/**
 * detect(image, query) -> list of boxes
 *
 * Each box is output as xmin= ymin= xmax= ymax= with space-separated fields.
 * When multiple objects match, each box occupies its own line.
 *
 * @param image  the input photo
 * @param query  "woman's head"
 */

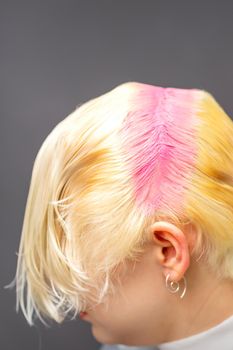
xmin=10 ymin=82 xmax=233 ymax=340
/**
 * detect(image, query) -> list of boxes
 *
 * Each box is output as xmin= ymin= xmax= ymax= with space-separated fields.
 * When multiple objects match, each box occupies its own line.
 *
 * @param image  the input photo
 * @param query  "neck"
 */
xmin=166 ymin=260 xmax=233 ymax=342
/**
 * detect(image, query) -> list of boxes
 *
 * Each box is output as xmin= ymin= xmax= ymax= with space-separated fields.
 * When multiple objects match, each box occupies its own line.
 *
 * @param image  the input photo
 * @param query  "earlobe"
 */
xmin=149 ymin=221 xmax=190 ymax=283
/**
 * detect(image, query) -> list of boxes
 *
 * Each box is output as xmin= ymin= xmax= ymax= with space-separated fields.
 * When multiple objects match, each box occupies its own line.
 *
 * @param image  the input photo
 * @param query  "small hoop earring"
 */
xmin=165 ymin=274 xmax=187 ymax=298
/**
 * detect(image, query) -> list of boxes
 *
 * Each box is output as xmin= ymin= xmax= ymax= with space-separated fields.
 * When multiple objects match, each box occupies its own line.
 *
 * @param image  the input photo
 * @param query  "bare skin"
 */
xmin=81 ymin=221 xmax=233 ymax=347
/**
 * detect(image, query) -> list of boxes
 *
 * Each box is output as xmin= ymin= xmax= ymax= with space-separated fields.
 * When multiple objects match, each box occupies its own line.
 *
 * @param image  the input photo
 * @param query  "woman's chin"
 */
xmin=91 ymin=325 xmax=119 ymax=345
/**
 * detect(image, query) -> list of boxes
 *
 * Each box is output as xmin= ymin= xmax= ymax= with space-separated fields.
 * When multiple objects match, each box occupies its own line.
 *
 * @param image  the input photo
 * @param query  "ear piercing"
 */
xmin=165 ymin=274 xmax=187 ymax=298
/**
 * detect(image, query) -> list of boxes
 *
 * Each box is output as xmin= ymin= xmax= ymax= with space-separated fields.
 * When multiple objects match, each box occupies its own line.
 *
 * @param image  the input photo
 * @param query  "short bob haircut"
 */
xmin=9 ymin=82 xmax=233 ymax=327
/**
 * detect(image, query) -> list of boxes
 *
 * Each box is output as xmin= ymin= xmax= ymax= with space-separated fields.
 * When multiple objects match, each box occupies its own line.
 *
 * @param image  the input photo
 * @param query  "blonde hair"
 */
xmin=7 ymin=82 xmax=233 ymax=327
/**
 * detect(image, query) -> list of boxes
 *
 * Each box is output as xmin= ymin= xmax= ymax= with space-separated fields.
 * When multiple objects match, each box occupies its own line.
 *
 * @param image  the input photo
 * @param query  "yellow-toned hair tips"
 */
xmin=185 ymin=90 xmax=233 ymax=280
xmin=10 ymin=84 xmax=150 ymax=326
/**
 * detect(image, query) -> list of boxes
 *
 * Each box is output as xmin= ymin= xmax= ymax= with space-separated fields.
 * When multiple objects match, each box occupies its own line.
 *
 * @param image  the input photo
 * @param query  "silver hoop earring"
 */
xmin=165 ymin=274 xmax=187 ymax=298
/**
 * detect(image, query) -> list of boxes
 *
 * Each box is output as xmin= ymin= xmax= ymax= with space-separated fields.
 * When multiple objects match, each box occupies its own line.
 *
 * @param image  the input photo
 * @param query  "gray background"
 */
xmin=1 ymin=1 xmax=233 ymax=349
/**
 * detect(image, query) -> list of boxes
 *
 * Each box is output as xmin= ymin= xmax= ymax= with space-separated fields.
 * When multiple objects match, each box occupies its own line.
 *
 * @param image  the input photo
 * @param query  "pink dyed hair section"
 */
xmin=118 ymin=83 xmax=201 ymax=216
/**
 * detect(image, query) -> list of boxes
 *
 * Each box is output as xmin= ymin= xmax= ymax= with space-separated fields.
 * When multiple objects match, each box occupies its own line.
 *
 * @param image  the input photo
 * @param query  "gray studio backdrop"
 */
xmin=1 ymin=1 xmax=233 ymax=350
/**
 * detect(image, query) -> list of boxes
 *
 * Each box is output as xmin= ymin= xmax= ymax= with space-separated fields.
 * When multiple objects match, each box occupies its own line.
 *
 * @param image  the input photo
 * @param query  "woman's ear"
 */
xmin=149 ymin=221 xmax=191 ymax=282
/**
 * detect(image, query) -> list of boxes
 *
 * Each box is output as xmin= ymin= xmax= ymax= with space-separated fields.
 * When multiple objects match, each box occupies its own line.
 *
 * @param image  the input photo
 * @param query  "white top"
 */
xmin=99 ymin=314 xmax=233 ymax=350
xmin=157 ymin=314 xmax=233 ymax=350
